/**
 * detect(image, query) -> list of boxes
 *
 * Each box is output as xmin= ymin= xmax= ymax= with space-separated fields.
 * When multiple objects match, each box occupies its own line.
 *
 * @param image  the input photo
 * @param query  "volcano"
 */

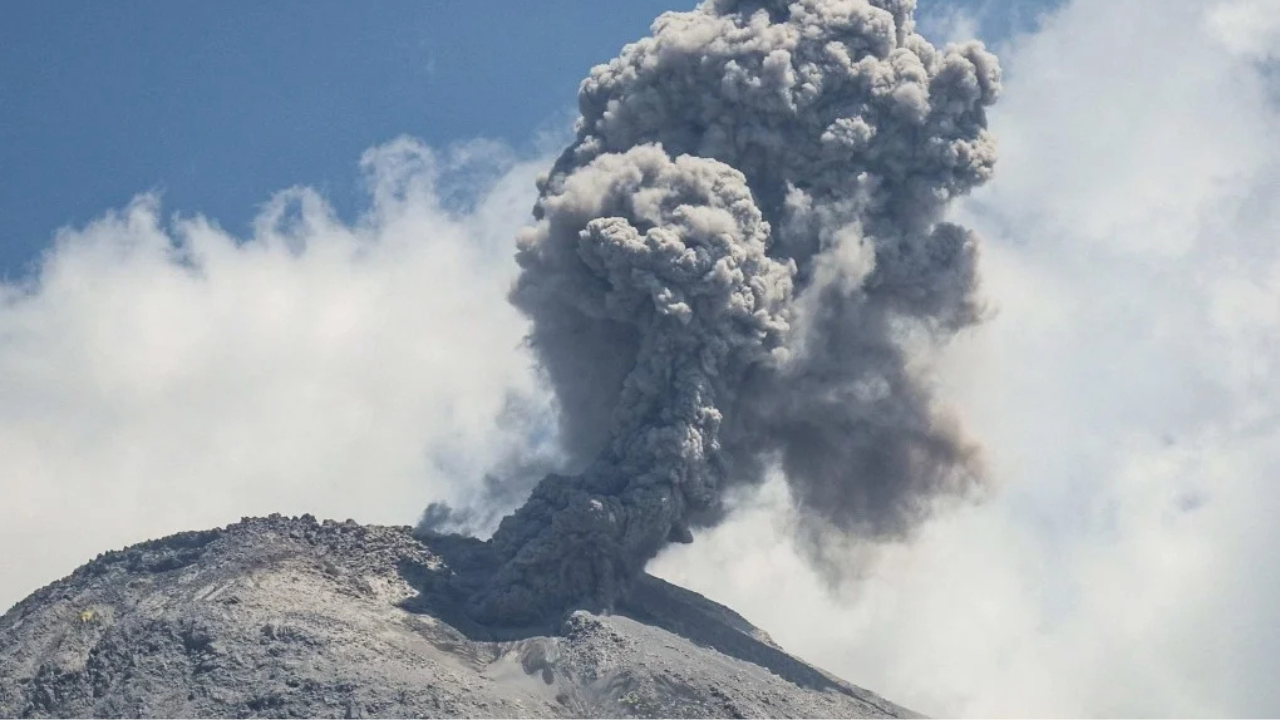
xmin=0 ymin=515 xmax=915 ymax=719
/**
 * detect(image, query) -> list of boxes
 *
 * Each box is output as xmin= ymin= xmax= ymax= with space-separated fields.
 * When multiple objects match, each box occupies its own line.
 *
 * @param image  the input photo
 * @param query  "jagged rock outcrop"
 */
xmin=0 ymin=515 xmax=914 ymax=718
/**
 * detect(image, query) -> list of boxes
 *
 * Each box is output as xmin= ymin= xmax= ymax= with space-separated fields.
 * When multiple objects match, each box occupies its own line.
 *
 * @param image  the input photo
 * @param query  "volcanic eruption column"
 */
xmin=442 ymin=0 xmax=1000 ymax=624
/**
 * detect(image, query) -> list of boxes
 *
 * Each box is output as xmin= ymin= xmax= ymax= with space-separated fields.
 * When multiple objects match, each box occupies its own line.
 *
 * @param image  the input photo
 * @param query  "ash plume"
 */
xmin=425 ymin=0 xmax=1001 ymax=625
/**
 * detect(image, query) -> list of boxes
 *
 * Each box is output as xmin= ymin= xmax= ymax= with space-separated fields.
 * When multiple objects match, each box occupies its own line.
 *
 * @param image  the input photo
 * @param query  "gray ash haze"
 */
xmin=422 ymin=0 xmax=1002 ymax=624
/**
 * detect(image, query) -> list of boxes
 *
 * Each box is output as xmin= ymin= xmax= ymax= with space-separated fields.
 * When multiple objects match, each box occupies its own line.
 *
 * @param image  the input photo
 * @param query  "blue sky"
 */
xmin=0 ymin=1 xmax=687 ymax=276
xmin=0 ymin=0 xmax=1057 ymax=280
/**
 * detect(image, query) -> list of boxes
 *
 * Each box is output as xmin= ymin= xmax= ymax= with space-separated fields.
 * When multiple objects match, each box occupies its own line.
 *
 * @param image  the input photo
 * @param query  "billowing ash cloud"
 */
xmin=429 ymin=0 xmax=1002 ymax=625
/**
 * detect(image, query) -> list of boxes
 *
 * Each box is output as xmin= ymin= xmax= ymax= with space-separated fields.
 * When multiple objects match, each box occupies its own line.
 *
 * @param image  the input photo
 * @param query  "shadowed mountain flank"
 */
xmin=0 ymin=516 xmax=915 ymax=719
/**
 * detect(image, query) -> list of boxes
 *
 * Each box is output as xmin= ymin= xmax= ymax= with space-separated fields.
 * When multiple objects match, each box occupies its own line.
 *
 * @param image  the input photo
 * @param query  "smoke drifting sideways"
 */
xmin=420 ymin=0 xmax=1001 ymax=626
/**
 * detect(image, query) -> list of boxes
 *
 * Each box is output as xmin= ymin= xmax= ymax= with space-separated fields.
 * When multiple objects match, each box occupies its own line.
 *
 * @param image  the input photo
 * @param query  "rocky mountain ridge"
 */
xmin=0 ymin=515 xmax=914 ymax=718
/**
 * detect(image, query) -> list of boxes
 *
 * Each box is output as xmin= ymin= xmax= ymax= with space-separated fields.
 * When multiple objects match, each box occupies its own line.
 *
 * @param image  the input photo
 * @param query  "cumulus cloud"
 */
xmin=1207 ymin=0 xmax=1280 ymax=60
xmin=0 ymin=137 xmax=556 ymax=614
xmin=652 ymin=0 xmax=1280 ymax=715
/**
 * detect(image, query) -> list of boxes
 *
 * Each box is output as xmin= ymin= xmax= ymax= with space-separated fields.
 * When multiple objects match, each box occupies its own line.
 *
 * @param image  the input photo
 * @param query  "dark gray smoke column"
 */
xmin=467 ymin=0 xmax=1001 ymax=624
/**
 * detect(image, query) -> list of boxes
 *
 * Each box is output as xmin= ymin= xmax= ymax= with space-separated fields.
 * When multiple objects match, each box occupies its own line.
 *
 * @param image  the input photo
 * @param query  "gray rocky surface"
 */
xmin=0 ymin=515 xmax=914 ymax=718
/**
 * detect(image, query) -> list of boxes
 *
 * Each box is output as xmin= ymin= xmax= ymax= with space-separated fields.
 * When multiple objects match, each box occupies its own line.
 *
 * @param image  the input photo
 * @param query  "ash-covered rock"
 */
xmin=0 ymin=516 xmax=914 ymax=718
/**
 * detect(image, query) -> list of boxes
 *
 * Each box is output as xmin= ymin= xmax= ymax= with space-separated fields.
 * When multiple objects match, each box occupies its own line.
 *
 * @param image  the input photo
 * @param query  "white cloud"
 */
xmin=1208 ymin=0 xmax=1280 ymax=60
xmin=0 ymin=137 xmax=555 ymax=613
xmin=653 ymin=0 xmax=1280 ymax=715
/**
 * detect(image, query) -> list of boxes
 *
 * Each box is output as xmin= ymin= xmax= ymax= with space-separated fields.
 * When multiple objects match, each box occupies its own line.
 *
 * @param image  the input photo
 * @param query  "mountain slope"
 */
xmin=0 ymin=515 xmax=913 ymax=719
